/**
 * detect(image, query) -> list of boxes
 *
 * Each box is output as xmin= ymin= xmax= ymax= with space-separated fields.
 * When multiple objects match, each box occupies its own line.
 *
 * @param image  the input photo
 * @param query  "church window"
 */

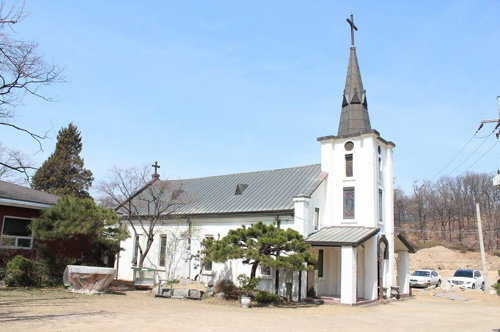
xmin=261 ymin=265 xmax=271 ymax=276
xmin=344 ymin=141 xmax=354 ymax=151
xmin=313 ymin=208 xmax=320 ymax=230
xmin=343 ymin=187 xmax=355 ymax=219
xmin=345 ymin=154 xmax=353 ymax=177
xmin=316 ymin=249 xmax=324 ymax=277
xmin=378 ymin=189 xmax=383 ymax=222
xmin=344 ymin=187 xmax=354 ymax=219
xmin=159 ymin=235 xmax=167 ymax=267
xmin=203 ymin=235 xmax=214 ymax=272
xmin=132 ymin=234 xmax=140 ymax=266
xmin=378 ymin=147 xmax=383 ymax=181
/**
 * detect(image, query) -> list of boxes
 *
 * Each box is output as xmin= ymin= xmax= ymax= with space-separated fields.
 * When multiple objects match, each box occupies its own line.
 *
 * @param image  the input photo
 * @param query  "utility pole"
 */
xmin=477 ymin=96 xmax=500 ymax=138
xmin=475 ymin=203 xmax=490 ymax=292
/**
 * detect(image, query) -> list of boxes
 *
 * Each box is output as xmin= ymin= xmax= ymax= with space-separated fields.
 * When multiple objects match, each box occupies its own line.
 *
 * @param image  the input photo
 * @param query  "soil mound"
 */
xmin=410 ymin=246 xmax=500 ymax=271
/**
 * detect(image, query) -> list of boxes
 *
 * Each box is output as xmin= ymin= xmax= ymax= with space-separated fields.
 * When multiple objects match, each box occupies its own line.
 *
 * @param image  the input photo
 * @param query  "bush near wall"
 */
xmin=255 ymin=291 xmax=278 ymax=304
xmin=214 ymin=279 xmax=239 ymax=299
xmin=493 ymin=270 xmax=500 ymax=296
xmin=4 ymin=255 xmax=52 ymax=287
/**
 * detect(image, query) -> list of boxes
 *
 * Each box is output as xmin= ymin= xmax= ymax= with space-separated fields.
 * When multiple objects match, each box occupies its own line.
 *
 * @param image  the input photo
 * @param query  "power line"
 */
xmin=445 ymin=131 xmax=494 ymax=177
xmin=430 ymin=132 xmax=476 ymax=181
xmin=460 ymin=139 xmax=500 ymax=175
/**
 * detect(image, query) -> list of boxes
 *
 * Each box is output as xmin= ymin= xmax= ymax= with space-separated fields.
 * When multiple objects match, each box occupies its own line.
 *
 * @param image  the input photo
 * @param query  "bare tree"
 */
xmin=0 ymin=142 xmax=33 ymax=183
xmin=0 ymin=1 xmax=63 ymax=180
xmin=96 ymin=166 xmax=189 ymax=268
xmin=397 ymin=172 xmax=499 ymax=253
xmin=161 ymin=225 xmax=200 ymax=280
xmin=412 ymin=181 xmax=431 ymax=240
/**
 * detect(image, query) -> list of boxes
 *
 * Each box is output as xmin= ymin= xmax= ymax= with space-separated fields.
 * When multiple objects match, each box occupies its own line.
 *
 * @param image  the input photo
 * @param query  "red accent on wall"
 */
xmin=0 ymin=205 xmax=43 ymax=264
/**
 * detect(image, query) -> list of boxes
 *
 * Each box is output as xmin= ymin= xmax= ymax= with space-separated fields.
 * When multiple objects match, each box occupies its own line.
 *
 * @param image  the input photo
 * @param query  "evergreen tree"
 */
xmin=32 ymin=123 xmax=93 ymax=197
xmin=203 ymin=222 xmax=317 ymax=279
xmin=30 ymin=196 xmax=129 ymax=270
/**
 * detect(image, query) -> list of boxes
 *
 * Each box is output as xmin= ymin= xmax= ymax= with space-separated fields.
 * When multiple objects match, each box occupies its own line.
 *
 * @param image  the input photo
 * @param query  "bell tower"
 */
xmin=317 ymin=14 xmax=395 ymax=235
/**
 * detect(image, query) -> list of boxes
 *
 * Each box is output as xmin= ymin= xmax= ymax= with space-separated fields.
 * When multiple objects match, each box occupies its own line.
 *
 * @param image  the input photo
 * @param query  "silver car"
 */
xmin=410 ymin=269 xmax=442 ymax=288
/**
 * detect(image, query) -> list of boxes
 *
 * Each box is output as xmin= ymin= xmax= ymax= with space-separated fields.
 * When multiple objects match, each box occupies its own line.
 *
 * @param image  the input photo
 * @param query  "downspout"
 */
xmin=115 ymin=217 xmax=123 ymax=279
xmin=298 ymin=270 xmax=302 ymax=302
xmin=187 ymin=218 xmax=192 ymax=279
xmin=275 ymin=215 xmax=280 ymax=295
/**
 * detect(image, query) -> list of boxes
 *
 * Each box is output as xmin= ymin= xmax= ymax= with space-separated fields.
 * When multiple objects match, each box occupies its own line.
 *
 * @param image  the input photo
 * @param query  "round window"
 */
xmin=344 ymin=141 xmax=354 ymax=151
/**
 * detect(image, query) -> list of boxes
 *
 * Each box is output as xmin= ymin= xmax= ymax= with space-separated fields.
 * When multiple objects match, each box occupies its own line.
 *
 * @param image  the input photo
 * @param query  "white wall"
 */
xmin=319 ymin=133 xmax=394 ymax=230
xmin=115 ymin=214 xmax=308 ymax=298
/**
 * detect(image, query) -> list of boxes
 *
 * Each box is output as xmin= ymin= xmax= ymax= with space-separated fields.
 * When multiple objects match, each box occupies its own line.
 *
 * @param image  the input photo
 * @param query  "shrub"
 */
xmin=494 ymin=270 xmax=500 ymax=296
xmin=255 ymin=291 xmax=278 ymax=304
xmin=214 ymin=279 xmax=239 ymax=299
xmin=4 ymin=255 xmax=51 ymax=287
xmin=237 ymin=274 xmax=261 ymax=296
xmin=0 ymin=266 xmax=6 ymax=280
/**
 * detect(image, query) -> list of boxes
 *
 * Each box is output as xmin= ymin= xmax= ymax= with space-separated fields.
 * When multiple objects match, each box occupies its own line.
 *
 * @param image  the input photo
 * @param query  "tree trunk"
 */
xmin=250 ymin=262 xmax=259 ymax=279
xmin=138 ymin=235 xmax=154 ymax=268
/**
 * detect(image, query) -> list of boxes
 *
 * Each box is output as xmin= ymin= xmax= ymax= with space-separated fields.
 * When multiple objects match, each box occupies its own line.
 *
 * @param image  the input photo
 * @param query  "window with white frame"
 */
xmin=316 ymin=249 xmax=324 ymax=277
xmin=132 ymin=234 xmax=140 ymax=266
xmin=260 ymin=265 xmax=271 ymax=276
xmin=378 ymin=189 xmax=383 ymax=222
xmin=1 ymin=217 xmax=33 ymax=249
xmin=203 ymin=235 xmax=214 ymax=272
xmin=159 ymin=234 xmax=167 ymax=267
xmin=378 ymin=146 xmax=383 ymax=181
xmin=313 ymin=208 xmax=320 ymax=230
xmin=345 ymin=154 xmax=353 ymax=177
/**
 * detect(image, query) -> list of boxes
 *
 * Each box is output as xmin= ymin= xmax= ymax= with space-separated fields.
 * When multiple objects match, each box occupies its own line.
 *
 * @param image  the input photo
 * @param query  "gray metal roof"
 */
xmin=306 ymin=226 xmax=379 ymax=247
xmin=0 ymin=180 xmax=59 ymax=206
xmin=125 ymin=164 xmax=324 ymax=216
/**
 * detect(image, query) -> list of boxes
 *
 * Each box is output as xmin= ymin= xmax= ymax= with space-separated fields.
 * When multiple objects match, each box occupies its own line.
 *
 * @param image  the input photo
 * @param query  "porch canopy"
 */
xmin=305 ymin=226 xmax=379 ymax=247
xmin=394 ymin=233 xmax=415 ymax=253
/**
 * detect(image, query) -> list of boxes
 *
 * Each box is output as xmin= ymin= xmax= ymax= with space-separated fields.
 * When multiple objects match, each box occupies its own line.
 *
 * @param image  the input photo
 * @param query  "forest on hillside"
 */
xmin=395 ymin=172 xmax=499 ymax=254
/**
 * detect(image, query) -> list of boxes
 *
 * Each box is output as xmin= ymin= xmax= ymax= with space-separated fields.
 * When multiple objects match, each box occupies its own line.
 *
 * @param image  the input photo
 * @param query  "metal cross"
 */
xmin=152 ymin=161 xmax=160 ymax=174
xmin=346 ymin=14 xmax=358 ymax=46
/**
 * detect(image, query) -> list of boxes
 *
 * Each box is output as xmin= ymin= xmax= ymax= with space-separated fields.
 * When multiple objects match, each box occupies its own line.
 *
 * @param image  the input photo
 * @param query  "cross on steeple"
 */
xmin=346 ymin=13 xmax=358 ymax=46
xmin=152 ymin=161 xmax=160 ymax=174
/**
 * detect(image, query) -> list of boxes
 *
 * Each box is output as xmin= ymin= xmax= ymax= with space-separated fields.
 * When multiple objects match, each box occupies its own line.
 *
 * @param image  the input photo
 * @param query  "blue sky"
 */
xmin=3 ymin=0 xmax=500 ymax=194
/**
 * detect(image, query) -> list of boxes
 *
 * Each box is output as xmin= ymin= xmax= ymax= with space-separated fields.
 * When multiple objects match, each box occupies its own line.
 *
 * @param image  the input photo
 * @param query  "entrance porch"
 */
xmin=304 ymin=228 xmax=415 ymax=304
xmin=305 ymin=226 xmax=379 ymax=305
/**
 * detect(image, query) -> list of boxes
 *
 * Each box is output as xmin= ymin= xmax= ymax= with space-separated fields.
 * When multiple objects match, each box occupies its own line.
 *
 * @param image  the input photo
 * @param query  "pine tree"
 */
xmin=32 ymin=123 xmax=94 ymax=197
xmin=203 ymin=222 xmax=317 ymax=279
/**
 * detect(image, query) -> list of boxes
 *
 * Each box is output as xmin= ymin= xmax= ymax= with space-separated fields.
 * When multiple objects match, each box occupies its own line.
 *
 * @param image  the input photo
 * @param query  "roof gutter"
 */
xmin=120 ymin=209 xmax=295 ymax=221
xmin=0 ymin=197 xmax=54 ymax=210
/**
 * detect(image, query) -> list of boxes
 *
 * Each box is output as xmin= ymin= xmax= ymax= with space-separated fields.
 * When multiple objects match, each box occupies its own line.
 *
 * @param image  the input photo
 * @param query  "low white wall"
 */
xmin=115 ymin=214 xmax=308 ymax=300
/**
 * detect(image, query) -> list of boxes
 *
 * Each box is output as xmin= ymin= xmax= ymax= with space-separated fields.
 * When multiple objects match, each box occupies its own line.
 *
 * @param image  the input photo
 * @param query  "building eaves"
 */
xmin=305 ymin=226 xmax=379 ymax=247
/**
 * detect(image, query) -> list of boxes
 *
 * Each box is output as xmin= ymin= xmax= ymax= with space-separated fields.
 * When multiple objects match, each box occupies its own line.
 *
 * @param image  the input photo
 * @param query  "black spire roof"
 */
xmin=337 ymin=22 xmax=372 ymax=137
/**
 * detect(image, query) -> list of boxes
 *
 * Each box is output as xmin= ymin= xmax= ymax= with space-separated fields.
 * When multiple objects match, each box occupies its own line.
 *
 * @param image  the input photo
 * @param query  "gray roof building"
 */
xmin=0 ymin=180 xmax=59 ymax=209
xmin=124 ymin=164 xmax=325 ymax=217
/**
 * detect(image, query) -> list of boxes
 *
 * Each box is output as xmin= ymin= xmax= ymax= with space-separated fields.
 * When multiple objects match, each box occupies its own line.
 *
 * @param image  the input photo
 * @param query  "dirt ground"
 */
xmin=0 ymin=285 xmax=499 ymax=332
xmin=1 ymin=246 xmax=498 ymax=332
xmin=410 ymin=246 xmax=500 ymax=272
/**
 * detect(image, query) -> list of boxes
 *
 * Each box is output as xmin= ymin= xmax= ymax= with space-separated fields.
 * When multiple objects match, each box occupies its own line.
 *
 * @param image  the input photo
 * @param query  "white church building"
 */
xmin=115 ymin=16 xmax=414 ymax=305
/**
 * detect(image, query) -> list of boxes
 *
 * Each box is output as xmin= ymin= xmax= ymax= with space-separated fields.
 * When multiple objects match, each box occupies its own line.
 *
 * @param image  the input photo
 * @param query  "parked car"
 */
xmin=410 ymin=269 xmax=441 ymax=288
xmin=447 ymin=269 xmax=485 ymax=290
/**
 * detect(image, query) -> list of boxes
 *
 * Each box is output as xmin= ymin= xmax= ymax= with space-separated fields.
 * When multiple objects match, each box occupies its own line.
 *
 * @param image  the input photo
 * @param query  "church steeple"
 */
xmin=337 ymin=14 xmax=371 ymax=137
